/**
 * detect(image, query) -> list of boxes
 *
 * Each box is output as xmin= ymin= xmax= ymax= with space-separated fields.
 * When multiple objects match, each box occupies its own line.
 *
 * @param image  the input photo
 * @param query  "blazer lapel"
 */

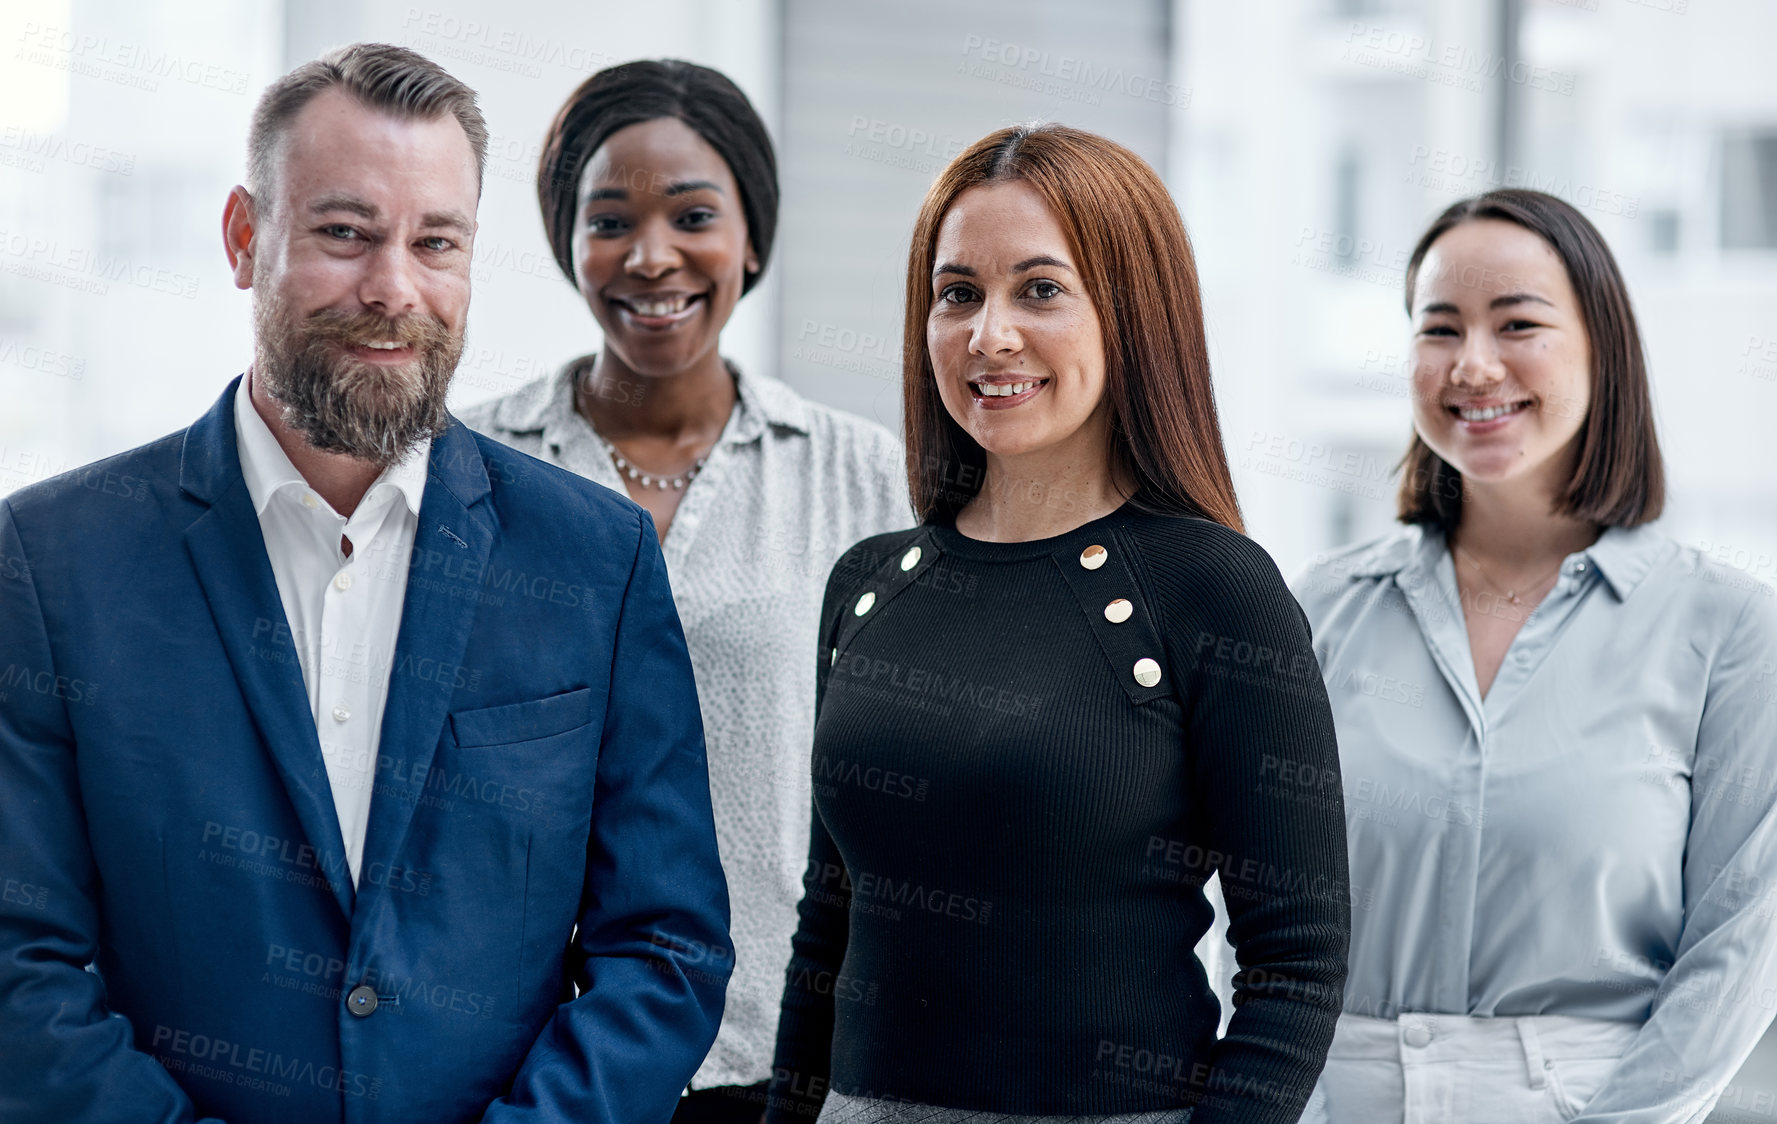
xmin=358 ymin=420 xmax=494 ymax=887
xmin=180 ymin=378 xmax=355 ymax=918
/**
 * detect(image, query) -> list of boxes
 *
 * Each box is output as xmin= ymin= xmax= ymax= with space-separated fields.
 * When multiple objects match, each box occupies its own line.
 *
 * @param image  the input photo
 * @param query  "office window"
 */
xmin=1722 ymin=129 xmax=1777 ymax=250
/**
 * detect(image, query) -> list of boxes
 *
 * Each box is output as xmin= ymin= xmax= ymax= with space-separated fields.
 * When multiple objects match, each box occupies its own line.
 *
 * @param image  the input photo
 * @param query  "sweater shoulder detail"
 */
xmin=825 ymin=526 xmax=944 ymax=659
xmin=1051 ymin=524 xmax=1177 ymax=706
xmin=819 ymin=527 xmax=933 ymax=647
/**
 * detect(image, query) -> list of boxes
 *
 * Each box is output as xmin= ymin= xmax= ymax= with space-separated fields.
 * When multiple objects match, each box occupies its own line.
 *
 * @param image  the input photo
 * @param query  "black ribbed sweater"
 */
xmin=768 ymin=505 xmax=1349 ymax=1124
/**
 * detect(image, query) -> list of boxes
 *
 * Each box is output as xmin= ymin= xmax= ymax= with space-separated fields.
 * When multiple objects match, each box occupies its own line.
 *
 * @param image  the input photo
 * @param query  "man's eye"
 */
xmin=419 ymin=237 xmax=455 ymax=252
xmin=322 ymin=225 xmax=361 ymax=241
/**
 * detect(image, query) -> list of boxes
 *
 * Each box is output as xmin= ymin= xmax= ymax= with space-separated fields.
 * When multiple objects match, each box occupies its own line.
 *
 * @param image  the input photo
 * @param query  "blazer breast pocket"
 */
xmin=449 ymin=687 xmax=595 ymax=749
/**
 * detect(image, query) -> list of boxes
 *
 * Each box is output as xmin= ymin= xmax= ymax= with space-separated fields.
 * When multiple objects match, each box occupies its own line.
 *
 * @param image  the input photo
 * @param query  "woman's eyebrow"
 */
xmin=933 ymin=256 xmax=1076 ymax=279
xmin=662 ymin=179 xmax=722 ymax=196
xmin=1490 ymin=292 xmax=1554 ymax=309
xmin=584 ymin=179 xmax=724 ymax=204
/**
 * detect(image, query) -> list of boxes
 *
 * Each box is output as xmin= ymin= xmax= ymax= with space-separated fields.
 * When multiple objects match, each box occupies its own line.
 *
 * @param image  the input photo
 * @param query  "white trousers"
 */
xmin=1307 ymin=1012 xmax=1641 ymax=1124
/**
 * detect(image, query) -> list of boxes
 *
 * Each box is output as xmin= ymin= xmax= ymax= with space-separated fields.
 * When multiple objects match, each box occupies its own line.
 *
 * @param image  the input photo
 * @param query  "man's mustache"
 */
xmin=299 ymin=308 xmax=456 ymax=352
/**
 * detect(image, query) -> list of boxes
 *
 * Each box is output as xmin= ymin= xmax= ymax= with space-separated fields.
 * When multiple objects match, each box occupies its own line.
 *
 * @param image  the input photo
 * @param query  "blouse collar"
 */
xmin=477 ymin=356 xmax=812 ymax=445
xmin=1344 ymin=520 xmax=1668 ymax=602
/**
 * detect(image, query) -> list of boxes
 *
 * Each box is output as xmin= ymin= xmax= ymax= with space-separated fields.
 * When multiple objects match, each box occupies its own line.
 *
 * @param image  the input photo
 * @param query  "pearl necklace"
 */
xmin=606 ymin=446 xmax=709 ymax=490
xmin=573 ymin=357 xmax=713 ymax=490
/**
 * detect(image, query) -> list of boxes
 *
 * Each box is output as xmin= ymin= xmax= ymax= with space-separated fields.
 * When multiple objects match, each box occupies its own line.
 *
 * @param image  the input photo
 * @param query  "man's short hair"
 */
xmin=246 ymin=43 xmax=489 ymax=207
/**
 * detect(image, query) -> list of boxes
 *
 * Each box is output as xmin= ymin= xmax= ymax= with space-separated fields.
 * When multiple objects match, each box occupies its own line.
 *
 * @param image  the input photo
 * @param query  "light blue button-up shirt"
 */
xmin=1293 ymin=522 xmax=1777 ymax=1122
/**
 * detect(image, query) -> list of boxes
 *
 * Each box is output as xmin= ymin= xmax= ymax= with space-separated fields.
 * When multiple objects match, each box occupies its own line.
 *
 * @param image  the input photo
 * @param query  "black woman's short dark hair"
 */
xmin=536 ymin=59 xmax=778 ymax=294
xmin=1397 ymin=189 xmax=1665 ymax=530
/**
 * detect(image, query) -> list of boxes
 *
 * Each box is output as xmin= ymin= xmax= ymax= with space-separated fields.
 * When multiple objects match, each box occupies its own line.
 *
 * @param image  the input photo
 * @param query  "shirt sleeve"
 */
xmin=837 ymin=418 xmax=914 ymax=543
xmin=1570 ymin=589 xmax=1777 ymax=1124
xmin=1149 ymin=524 xmax=1351 ymax=1124
xmin=867 ymin=431 xmax=914 ymax=537
xmin=767 ymin=542 xmax=882 ymax=1124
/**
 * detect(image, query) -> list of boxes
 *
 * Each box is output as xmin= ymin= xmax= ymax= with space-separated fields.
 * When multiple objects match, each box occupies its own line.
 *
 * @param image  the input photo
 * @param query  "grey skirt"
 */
xmin=816 ymin=1090 xmax=1193 ymax=1124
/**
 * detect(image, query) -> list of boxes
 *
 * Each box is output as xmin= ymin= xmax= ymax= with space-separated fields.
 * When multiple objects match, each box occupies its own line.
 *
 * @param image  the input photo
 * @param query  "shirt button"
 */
xmin=1513 ymin=650 xmax=1533 ymax=665
xmin=345 ymin=985 xmax=379 ymax=1017
xmin=854 ymin=591 xmax=876 ymax=616
xmin=900 ymin=546 xmax=922 ymax=571
xmin=1403 ymin=1022 xmax=1433 ymax=1048
xmin=1133 ymin=658 xmax=1162 ymax=688
xmin=334 ymin=572 xmax=353 ymax=591
xmin=331 ymin=703 xmax=351 ymax=723
xmin=301 ymin=493 xmax=319 ymax=510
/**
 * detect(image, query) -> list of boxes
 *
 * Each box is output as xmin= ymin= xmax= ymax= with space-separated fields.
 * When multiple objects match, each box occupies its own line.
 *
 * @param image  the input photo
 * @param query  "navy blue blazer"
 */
xmin=0 ymin=378 xmax=731 ymax=1122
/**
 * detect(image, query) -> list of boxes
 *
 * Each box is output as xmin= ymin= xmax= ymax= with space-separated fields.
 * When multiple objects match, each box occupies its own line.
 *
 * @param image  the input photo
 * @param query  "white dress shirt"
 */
xmin=233 ymin=375 xmax=430 ymax=886
xmin=1293 ymin=522 xmax=1777 ymax=1122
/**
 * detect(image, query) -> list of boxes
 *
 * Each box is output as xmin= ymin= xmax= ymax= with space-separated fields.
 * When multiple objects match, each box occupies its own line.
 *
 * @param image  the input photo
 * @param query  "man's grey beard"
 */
xmin=252 ymin=288 xmax=462 ymax=469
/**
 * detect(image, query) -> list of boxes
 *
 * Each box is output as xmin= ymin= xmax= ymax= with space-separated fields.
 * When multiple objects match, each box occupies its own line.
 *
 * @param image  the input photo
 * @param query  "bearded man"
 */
xmin=0 ymin=44 xmax=730 ymax=1124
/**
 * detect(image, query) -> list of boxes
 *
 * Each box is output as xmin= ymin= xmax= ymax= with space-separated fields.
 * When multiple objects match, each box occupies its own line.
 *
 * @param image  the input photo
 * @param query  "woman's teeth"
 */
xmin=975 ymin=380 xmax=1043 ymax=397
xmin=1455 ymin=402 xmax=1528 ymax=421
xmin=624 ymin=295 xmax=697 ymax=317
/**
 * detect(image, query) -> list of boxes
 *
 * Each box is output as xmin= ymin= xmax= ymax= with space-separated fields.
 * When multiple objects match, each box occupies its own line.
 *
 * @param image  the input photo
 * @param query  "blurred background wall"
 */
xmin=3 ymin=0 xmax=1775 ymax=1110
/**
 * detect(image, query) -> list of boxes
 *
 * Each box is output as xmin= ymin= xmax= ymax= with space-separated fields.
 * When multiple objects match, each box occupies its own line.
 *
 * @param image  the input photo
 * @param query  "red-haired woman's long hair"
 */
xmin=903 ymin=123 xmax=1242 ymax=532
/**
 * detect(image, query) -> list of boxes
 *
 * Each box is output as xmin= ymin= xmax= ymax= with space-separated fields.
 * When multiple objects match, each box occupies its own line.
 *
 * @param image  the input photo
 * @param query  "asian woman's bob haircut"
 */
xmin=1397 ymin=189 xmax=1664 ymax=530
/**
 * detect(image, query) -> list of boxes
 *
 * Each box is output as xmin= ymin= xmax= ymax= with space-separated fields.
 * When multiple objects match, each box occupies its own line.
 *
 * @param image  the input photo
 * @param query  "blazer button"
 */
xmin=1104 ymin=598 xmax=1133 ymax=624
xmin=346 ymin=985 xmax=379 ymax=1017
xmin=900 ymin=546 xmax=922 ymax=571
xmin=1133 ymin=658 xmax=1162 ymax=688
xmin=854 ymin=591 xmax=876 ymax=616
xmin=1079 ymin=544 xmax=1108 ymax=570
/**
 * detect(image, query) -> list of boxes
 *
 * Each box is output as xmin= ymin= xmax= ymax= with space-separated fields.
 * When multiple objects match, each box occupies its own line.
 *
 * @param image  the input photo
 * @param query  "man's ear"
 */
xmin=222 ymin=186 xmax=258 ymax=290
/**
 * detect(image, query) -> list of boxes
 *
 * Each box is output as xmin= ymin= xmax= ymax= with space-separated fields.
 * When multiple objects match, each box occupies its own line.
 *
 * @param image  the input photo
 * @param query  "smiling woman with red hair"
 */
xmin=769 ymin=123 xmax=1350 ymax=1124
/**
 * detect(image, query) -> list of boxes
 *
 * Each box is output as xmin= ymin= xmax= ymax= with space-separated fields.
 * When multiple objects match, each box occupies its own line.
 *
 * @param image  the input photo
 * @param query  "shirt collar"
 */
xmin=233 ymin=372 xmax=430 ymax=519
xmin=1344 ymin=519 xmax=1665 ymax=600
xmin=731 ymin=362 xmax=812 ymax=439
xmin=234 ymin=373 xmax=308 ymax=516
xmin=372 ymin=436 xmax=431 ymax=518
xmin=1340 ymin=523 xmax=1429 ymax=580
xmin=1581 ymin=523 xmax=1668 ymax=600
xmin=483 ymin=356 xmax=812 ymax=443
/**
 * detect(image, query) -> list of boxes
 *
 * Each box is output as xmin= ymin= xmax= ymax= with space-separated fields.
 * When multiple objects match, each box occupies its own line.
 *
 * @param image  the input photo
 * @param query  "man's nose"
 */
xmin=358 ymin=244 xmax=422 ymax=316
